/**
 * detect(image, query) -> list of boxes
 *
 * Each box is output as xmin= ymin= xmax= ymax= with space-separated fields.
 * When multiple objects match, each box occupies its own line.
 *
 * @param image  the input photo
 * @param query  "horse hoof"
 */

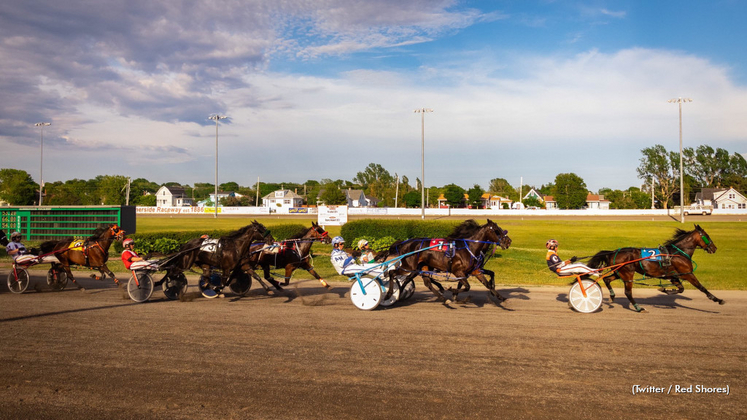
xmin=444 ymin=299 xmax=452 ymax=305
xmin=718 ymin=300 xmax=726 ymax=305
xmin=79 ymin=287 xmax=86 ymax=292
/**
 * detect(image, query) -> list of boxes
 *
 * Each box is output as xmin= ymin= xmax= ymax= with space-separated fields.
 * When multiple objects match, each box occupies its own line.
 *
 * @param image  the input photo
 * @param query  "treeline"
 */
xmin=1 ymin=144 xmax=743 ymax=209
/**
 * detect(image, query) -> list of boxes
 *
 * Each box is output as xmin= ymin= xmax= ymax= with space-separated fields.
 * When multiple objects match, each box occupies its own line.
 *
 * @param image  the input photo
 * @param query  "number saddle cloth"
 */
xmin=640 ymin=247 xmax=672 ymax=267
xmin=429 ymin=239 xmax=456 ymax=258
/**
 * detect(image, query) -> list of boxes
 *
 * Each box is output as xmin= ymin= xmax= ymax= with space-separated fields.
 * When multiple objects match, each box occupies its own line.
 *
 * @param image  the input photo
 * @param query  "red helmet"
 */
xmin=123 ymin=238 xmax=134 ymax=248
xmin=546 ymin=239 xmax=558 ymax=250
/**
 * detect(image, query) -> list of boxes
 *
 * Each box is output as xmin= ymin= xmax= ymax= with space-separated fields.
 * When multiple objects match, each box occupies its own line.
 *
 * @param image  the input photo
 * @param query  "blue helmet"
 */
xmin=332 ymin=236 xmax=345 ymax=246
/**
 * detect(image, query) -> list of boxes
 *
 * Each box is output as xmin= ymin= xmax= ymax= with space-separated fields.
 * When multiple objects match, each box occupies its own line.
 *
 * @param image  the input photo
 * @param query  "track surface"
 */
xmin=1 ymin=271 xmax=745 ymax=419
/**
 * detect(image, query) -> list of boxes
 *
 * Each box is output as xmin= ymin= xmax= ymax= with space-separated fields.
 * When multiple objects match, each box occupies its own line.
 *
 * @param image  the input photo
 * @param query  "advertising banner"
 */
xmin=318 ymin=205 xmax=348 ymax=226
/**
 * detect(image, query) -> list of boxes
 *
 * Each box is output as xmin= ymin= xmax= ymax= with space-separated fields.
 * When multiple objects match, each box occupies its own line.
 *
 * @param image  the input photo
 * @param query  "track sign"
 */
xmin=318 ymin=205 xmax=348 ymax=227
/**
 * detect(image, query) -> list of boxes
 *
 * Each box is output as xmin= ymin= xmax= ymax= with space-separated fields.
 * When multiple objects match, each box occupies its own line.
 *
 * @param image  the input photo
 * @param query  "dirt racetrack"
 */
xmin=1 ymin=271 xmax=745 ymax=419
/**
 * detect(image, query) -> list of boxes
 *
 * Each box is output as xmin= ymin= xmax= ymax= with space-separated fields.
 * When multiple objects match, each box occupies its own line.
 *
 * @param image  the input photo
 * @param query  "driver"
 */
xmin=357 ymin=239 xmax=375 ymax=264
xmin=121 ymin=238 xmax=144 ymax=270
xmin=546 ymin=239 xmax=599 ymax=278
xmin=331 ymin=236 xmax=395 ymax=279
xmin=5 ymin=232 xmax=27 ymax=261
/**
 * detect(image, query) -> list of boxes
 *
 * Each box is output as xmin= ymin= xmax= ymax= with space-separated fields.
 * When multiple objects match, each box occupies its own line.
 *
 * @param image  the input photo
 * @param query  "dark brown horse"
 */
xmin=380 ymin=219 xmax=511 ymax=304
xmin=587 ymin=225 xmax=723 ymax=312
xmin=41 ymin=224 xmax=125 ymax=290
xmin=245 ymin=222 xmax=332 ymax=289
xmin=177 ymin=221 xmax=271 ymax=296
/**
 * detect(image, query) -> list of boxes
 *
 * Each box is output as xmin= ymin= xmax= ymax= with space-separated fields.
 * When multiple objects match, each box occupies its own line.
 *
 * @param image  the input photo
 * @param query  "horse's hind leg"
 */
xmin=421 ymin=273 xmax=451 ymax=305
xmin=681 ymin=274 xmax=725 ymax=305
xmin=602 ymin=275 xmax=616 ymax=301
xmin=622 ymin=279 xmax=644 ymax=312
xmin=659 ymin=277 xmax=685 ymax=295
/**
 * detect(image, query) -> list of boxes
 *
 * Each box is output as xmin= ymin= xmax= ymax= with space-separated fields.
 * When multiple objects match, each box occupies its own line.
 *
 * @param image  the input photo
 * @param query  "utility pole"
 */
xmin=414 ymin=108 xmax=433 ymax=219
xmin=668 ymin=97 xmax=692 ymax=223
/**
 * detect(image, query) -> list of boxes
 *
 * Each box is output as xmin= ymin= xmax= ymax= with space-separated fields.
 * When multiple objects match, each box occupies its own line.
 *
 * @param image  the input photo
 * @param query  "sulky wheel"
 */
xmin=228 ymin=271 xmax=252 ymax=296
xmin=162 ymin=272 xmax=189 ymax=300
xmin=198 ymin=273 xmax=223 ymax=299
xmin=568 ymin=279 xmax=603 ymax=313
xmin=349 ymin=277 xmax=382 ymax=310
xmin=46 ymin=266 xmax=68 ymax=291
xmin=7 ymin=268 xmax=30 ymax=294
xmin=379 ymin=278 xmax=400 ymax=307
xmin=127 ymin=272 xmax=154 ymax=303
xmin=396 ymin=275 xmax=415 ymax=301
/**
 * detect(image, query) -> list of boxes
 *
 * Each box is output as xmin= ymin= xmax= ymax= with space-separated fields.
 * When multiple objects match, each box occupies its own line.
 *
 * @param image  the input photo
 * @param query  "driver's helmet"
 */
xmin=10 ymin=231 xmax=21 ymax=241
xmin=357 ymin=239 xmax=369 ymax=249
xmin=546 ymin=239 xmax=558 ymax=250
xmin=123 ymin=238 xmax=135 ymax=248
xmin=331 ymin=236 xmax=345 ymax=246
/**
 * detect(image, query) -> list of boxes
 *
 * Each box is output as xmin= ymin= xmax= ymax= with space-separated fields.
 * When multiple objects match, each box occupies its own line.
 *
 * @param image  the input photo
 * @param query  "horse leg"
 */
xmin=680 ymin=273 xmax=725 ymax=305
xmin=421 ymin=272 xmax=451 ymax=305
xmin=474 ymin=270 xmax=505 ymax=303
xmin=101 ymin=265 xmax=120 ymax=287
xmin=63 ymin=265 xmax=84 ymax=291
xmin=303 ymin=263 xmax=329 ymax=288
xmin=622 ymin=277 xmax=644 ymax=312
xmin=659 ymin=277 xmax=685 ymax=295
xmin=602 ymin=274 xmax=616 ymax=301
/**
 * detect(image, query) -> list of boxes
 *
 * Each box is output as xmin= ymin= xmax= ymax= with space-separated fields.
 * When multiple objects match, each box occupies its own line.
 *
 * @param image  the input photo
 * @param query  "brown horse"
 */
xmin=177 ymin=221 xmax=272 ymax=296
xmin=41 ymin=224 xmax=125 ymax=290
xmin=380 ymin=219 xmax=511 ymax=305
xmin=587 ymin=225 xmax=723 ymax=312
xmin=245 ymin=222 xmax=332 ymax=289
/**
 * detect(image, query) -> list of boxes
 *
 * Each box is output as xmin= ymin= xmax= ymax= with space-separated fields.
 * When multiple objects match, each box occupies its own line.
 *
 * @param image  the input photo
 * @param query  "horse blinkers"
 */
xmin=695 ymin=225 xmax=717 ymax=254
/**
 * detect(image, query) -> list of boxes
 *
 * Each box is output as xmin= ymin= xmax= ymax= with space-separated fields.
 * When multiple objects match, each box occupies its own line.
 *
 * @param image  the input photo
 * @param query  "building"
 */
xmin=480 ymin=193 xmax=513 ymax=209
xmin=543 ymin=196 xmax=557 ymax=210
xmin=523 ymin=188 xmax=543 ymax=202
xmin=155 ymin=185 xmax=193 ymax=207
xmin=695 ymin=187 xmax=747 ymax=210
xmin=344 ymin=189 xmax=368 ymax=207
xmin=262 ymin=190 xmax=304 ymax=211
xmin=586 ymin=194 xmax=611 ymax=210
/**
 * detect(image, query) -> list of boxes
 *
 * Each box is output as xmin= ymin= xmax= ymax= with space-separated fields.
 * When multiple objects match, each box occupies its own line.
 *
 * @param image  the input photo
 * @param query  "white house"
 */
xmin=262 ymin=190 xmax=304 ymax=211
xmin=543 ymin=196 xmax=557 ymax=210
xmin=586 ymin=194 xmax=611 ymax=210
xmin=481 ymin=193 xmax=512 ymax=209
xmin=344 ymin=189 xmax=368 ymax=207
xmin=156 ymin=185 xmax=193 ymax=207
xmin=696 ymin=187 xmax=747 ymax=210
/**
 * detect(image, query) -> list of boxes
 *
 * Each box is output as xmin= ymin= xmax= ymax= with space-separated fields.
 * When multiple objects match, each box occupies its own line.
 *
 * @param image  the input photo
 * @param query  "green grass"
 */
xmin=5 ymin=217 xmax=745 ymax=290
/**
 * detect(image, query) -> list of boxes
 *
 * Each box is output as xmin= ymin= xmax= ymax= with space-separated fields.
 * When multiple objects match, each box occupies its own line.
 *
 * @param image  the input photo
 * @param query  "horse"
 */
xmin=40 ymin=224 xmax=125 ymax=290
xmin=177 ymin=221 xmax=272 ymax=296
xmin=379 ymin=219 xmax=511 ymax=305
xmin=0 ymin=229 xmax=8 ymax=246
xmin=587 ymin=224 xmax=723 ymax=312
xmin=245 ymin=221 xmax=332 ymax=289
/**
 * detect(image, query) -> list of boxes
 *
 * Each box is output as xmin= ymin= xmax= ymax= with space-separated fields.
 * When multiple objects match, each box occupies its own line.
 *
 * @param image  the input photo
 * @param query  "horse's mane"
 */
xmin=86 ymin=226 xmax=110 ymax=241
xmin=224 ymin=221 xmax=264 ymax=241
xmin=447 ymin=219 xmax=481 ymax=239
xmin=288 ymin=227 xmax=310 ymax=240
xmin=664 ymin=228 xmax=693 ymax=246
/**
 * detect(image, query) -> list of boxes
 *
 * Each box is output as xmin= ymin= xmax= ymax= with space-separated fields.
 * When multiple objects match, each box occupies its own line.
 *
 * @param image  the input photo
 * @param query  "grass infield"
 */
xmin=4 ymin=216 xmax=744 ymax=291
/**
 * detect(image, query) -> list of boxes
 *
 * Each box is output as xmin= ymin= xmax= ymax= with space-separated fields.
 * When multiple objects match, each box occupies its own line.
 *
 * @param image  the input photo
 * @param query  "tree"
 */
xmin=403 ymin=190 xmax=421 ymax=208
xmin=319 ymin=184 xmax=347 ymax=205
xmin=0 ymin=169 xmax=37 ymax=205
xmin=637 ymin=145 xmax=679 ymax=209
xmin=488 ymin=178 xmax=517 ymax=200
xmin=466 ymin=184 xmax=484 ymax=208
xmin=442 ymin=184 xmax=466 ymax=207
xmin=220 ymin=182 xmax=240 ymax=192
xmin=354 ymin=163 xmax=395 ymax=201
xmin=522 ymin=196 xmax=543 ymax=208
xmin=96 ymin=175 xmax=129 ymax=205
xmin=553 ymin=173 xmax=587 ymax=209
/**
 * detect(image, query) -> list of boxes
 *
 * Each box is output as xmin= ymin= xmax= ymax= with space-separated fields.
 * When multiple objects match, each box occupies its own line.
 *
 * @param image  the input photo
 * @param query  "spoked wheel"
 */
xmin=127 ymin=272 xmax=154 ymax=303
xmin=198 ymin=273 xmax=223 ymax=299
xmin=47 ymin=266 xmax=68 ymax=291
xmin=7 ymin=268 xmax=30 ymax=294
xmin=379 ymin=278 xmax=400 ymax=307
xmin=396 ymin=275 xmax=415 ymax=301
xmin=162 ymin=272 xmax=189 ymax=300
xmin=568 ymin=279 xmax=603 ymax=313
xmin=228 ymin=271 xmax=252 ymax=296
xmin=349 ymin=277 xmax=382 ymax=310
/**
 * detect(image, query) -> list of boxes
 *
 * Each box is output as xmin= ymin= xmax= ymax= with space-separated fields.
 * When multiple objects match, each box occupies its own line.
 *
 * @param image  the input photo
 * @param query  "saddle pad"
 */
xmin=67 ymin=240 xmax=85 ymax=252
xmin=429 ymin=239 xmax=449 ymax=252
xmin=641 ymin=248 xmax=662 ymax=261
xmin=200 ymin=239 xmax=219 ymax=253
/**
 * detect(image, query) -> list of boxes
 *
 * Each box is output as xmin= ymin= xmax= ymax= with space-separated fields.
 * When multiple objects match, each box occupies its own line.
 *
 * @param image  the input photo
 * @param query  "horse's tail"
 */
xmin=587 ymin=250 xmax=613 ymax=269
xmin=373 ymin=239 xmax=404 ymax=262
xmin=0 ymin=229 xmax=7 ymax=246
xmin=40 ymin=238 xmax=70 ymax=254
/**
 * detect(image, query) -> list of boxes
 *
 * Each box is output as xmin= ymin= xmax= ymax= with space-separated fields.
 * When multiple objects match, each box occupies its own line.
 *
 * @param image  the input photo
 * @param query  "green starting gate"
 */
xmin=0 ymin=206 xmax=136 ymax=241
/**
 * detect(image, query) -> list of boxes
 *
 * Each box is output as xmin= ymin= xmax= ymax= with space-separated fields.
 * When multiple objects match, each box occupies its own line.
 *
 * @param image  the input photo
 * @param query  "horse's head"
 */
xmin=109 ymin=224 xmax=125 ymax=241
xmin=309 ymin=221 xmax=331 ymax=244
xmin=694 ymin=224 xmax=717 ymax=254
xmin=485 ymin=219 xmax=512 ymax=250
xmin=253 ymin=221 xmax=274 ymax=245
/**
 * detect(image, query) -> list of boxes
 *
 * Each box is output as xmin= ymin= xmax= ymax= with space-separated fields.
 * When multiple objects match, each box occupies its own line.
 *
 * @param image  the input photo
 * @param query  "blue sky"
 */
xmin=1 ymin=0 xmax=745 ymax=193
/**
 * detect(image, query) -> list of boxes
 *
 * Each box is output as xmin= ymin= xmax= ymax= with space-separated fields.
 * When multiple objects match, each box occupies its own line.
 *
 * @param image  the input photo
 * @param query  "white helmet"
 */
xmin=11 ymin=231 xmax=21 ymax=241
xmin=332 ymin=236 xmax=345 ymax=246
xmin=123 ymin=238 xmax=135 ymax=248
xmin=357 ymin=239 xmax=369 ymax=249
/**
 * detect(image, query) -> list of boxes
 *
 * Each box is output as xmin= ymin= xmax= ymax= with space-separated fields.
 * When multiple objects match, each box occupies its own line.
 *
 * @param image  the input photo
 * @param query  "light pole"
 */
xmin=667 ymin=97 xmax=692 ymax=223
xmin=34 ymin=122 xmax=51 ymax=205
xmin=414 ymin=108 xmax=433 ymax=219
xmin=208 ymin=114 xmax=227 ymax=219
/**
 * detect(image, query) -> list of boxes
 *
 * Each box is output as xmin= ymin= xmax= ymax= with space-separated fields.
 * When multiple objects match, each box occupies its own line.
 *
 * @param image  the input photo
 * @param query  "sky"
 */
xmin=1 ymin=0 xmax=746 ymax=193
